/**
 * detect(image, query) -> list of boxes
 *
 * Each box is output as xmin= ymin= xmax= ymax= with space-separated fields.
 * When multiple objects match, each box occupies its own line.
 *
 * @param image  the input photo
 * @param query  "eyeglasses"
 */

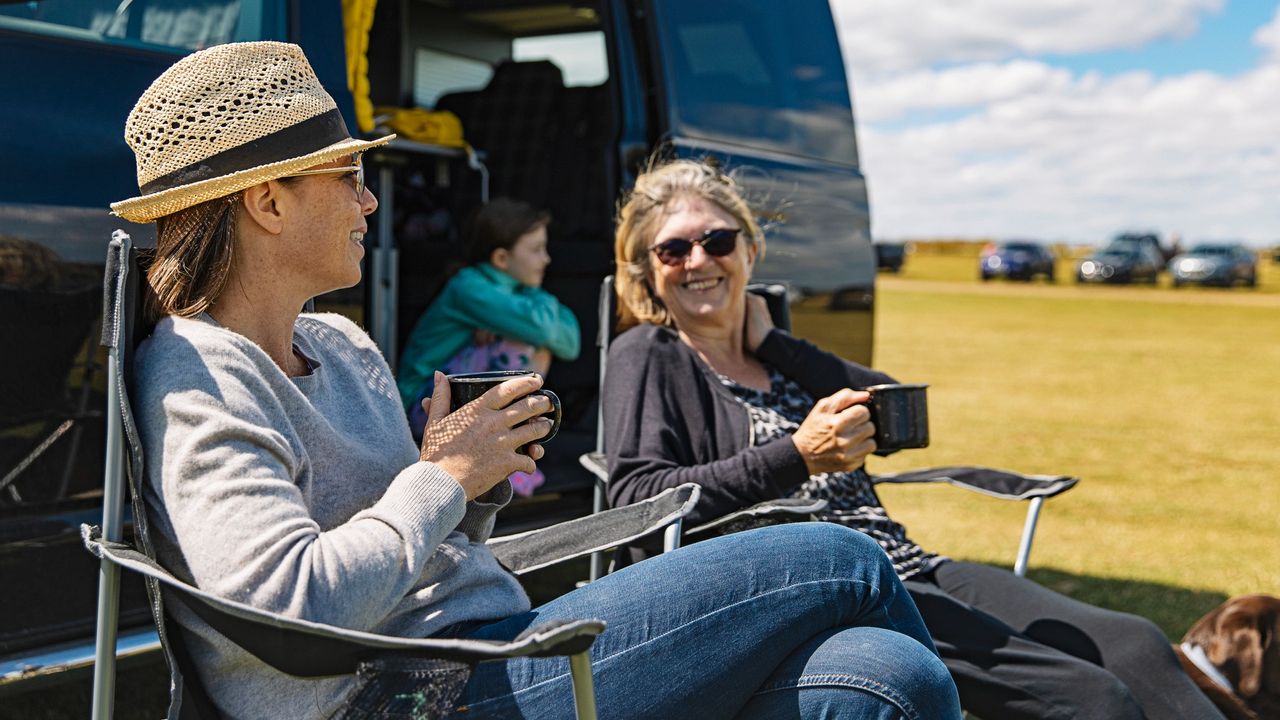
xmin=650 ymin=228 xmax=741 ymax=266
xmin=281 ymin=156 xmax=366 ymax=200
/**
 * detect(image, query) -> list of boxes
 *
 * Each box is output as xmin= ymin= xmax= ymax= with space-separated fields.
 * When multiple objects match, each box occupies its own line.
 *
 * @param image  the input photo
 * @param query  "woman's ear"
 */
xmin=240 ymin=181 xmax=285 ymax=235
xmin=490 ymin=247 xmax=510 ymax=271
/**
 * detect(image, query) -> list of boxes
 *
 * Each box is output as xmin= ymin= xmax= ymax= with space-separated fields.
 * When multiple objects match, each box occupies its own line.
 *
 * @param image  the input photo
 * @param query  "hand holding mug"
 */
xmin=862 ymin=384 xmax=929 ymax=456
xmin=418 ymin=371 xmax=560 ymax=500
xmin=793 ymin=388 xmax=877 ymax=475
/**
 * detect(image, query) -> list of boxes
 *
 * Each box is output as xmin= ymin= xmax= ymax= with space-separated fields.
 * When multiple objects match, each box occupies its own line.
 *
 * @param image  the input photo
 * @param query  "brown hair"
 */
xmin=464 ymin=197 xmax=551 ymax=266
xmin=613 ymin=158 xmax=764 ymax=330
xmin=144 ymin=193 xmax=240 ymax=324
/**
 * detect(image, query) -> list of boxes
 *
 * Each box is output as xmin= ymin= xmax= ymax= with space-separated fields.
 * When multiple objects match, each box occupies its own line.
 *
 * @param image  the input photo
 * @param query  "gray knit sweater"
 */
xmin=135 ymin=312 xmax=529 ymax=719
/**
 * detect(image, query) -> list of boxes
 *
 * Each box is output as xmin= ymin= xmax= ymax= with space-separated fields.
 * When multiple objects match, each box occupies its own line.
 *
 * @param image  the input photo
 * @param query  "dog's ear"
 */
xmin=1204 ymin=602 xmax=1272 ymax=699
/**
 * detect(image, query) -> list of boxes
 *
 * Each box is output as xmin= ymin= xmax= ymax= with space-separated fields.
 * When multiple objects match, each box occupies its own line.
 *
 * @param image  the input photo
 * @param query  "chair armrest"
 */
xmin=686 ymin=497 xmax=828 ymax=539
xmin=82 ymin=525 xmax=603 ymax=677
xmin=579 ymin=451 xmax=608 ymax=484
xmin=872 ymin=465 xmax=1078 ymax=501
xmin=487 ymin=483 xmax=700 ymax=574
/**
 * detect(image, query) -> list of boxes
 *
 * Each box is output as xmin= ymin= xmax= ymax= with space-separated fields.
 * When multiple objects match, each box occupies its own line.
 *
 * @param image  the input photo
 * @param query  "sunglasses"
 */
xmin=650 ymin=227 xmax=741 ymax=266
xmin=281 ymin=154 xmax=366 ymax=200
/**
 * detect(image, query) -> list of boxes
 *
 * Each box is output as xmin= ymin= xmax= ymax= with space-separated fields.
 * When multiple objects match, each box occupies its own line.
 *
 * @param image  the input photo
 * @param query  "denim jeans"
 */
xmin=447 ymin=523 xmax=962 ymax=719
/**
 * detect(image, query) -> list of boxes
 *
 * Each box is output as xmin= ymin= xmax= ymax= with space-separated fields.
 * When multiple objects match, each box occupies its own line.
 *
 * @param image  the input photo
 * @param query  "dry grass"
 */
xmin=823 ymin=249 xmax=1280 ymax=637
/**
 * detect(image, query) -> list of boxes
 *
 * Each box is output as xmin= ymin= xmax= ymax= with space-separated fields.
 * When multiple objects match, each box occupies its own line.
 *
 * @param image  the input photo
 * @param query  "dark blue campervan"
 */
xmin=0 ymin=0 xmax=875 ymax=705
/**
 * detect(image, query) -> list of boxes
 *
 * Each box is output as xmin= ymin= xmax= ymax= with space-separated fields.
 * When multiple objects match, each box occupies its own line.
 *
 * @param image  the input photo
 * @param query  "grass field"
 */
xmin=813 ymin=245 xmax=1279 ymax=638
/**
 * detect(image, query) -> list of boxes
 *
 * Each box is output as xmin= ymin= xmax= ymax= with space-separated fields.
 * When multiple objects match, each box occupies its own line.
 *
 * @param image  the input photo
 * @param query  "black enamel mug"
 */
xmin=446 ymin=370 xmax=561 ymax=454
xmin=864 ymin=383 xmax=929 ymax=455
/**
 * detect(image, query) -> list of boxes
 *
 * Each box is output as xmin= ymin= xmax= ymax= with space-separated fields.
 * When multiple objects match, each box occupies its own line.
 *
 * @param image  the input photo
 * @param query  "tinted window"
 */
xmin=414 ymin=48 xmax=495 ymax=107
xmin=651 ymin=0 xmax=858 ymax=166
xmin=0 ymin=0 xmax=282 ymax=52
xmin=1002 ymin=243 xmax=1040 ymax=253
xmin=1189 ymin=245 xmax=1230 ymax=255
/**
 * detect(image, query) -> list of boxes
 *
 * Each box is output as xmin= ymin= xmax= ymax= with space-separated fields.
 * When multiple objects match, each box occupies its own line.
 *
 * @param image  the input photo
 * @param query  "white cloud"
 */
xmin=857 ymin=61 xmax=1280 ymax=244
xmin=833 ymin=1 xmax=1280 ymax=245
xmin=1255 ymin=4 xmax=1280 ymax=61
xmin=831 ymin=0 xmax=1224 ymax=76
xmin=855 ymin=60 xmax=1076 ymax=122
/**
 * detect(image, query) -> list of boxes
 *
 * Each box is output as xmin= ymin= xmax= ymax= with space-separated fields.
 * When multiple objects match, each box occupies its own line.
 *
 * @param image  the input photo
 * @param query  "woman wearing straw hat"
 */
xmin=116 ymin=41 xmax=961 ymax=719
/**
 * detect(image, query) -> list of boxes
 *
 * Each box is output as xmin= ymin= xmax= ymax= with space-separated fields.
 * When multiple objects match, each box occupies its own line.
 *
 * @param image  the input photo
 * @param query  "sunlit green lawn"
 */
xmin=816 ymin=247 xmax=1279 ymax=638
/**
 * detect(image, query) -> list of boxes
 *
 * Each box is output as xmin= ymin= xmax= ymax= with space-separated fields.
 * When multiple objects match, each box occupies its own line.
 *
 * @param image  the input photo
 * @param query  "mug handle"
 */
xmin=518 ymin=389 xmax=561 ymax=455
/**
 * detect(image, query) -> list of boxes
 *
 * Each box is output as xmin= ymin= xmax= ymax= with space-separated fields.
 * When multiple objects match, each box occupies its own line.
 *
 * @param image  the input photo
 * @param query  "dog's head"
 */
xmin=1184 ymin=594 xmax=1280 ymax=717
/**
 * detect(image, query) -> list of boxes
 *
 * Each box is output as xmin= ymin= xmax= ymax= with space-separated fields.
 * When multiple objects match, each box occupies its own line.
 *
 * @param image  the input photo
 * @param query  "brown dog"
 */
xmin=1174 ymin=594 xmax=1280 ymax=720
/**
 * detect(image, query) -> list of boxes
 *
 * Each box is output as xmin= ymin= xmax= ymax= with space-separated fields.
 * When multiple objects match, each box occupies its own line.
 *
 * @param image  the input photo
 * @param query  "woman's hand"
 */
xmin=792 ymin=388 xmax=877 ymax=475
xmin=418 ymin=372 xmax=554 ymax=500
xmin=743 ymin=293 xmax=776 ymax=353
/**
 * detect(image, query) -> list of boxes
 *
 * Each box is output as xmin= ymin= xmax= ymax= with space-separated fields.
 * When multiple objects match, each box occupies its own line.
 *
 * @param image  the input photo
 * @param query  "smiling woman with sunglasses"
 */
xmin=606 ymin=158 xmax=1229 ymax=720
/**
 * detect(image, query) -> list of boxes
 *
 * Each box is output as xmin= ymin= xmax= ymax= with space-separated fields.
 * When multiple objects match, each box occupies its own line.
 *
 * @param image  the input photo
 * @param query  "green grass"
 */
xmin=825 ymin=250 xmax=1280 ymax=638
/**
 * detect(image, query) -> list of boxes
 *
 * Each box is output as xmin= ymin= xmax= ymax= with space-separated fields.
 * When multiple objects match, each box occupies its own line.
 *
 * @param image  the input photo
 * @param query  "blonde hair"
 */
xmin=613 ymin=158 xmax=764 ymax=330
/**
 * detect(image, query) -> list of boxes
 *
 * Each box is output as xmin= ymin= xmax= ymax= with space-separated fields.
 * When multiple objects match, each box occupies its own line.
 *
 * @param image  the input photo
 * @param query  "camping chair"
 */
xmin=581 ymin=275 xmax=1078 ymax=579
xmin=86 ymin=232 xmax=702 ymax=720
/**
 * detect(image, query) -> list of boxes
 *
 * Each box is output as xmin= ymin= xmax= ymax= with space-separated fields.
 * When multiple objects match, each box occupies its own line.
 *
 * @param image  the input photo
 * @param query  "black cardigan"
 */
xmin=603 ymin=324 xmax=895 ymax=532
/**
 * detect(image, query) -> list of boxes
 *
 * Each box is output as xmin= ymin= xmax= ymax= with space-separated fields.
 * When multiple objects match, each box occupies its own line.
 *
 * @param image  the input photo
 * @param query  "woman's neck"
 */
xmin=209 ymin=280 xmax=307 ymax=377
xmin=678 ymin=321 xmax=770 ymax=391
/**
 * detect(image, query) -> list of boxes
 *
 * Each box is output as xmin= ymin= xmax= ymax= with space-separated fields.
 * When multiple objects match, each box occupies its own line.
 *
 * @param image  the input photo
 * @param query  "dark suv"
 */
xmin=874 ymin=242 xmax=906 ymax=273
xmin=1076 ymin=239 xmax=1164 ymax=284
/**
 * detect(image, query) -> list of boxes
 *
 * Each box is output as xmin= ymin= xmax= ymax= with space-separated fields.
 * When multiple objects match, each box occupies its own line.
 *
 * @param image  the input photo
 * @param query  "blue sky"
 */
xmin=1042 ymin=1 xmax=1276 ymax=78
xmin=831 ymin=0 xmax=1280 ymax=246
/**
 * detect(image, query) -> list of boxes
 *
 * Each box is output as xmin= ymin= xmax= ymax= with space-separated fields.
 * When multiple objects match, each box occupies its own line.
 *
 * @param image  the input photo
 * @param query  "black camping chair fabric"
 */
xmin=583 ymin=276 xmax=1078 ymax=579
xmin=87 ymin=233 xmax=702 ymax=720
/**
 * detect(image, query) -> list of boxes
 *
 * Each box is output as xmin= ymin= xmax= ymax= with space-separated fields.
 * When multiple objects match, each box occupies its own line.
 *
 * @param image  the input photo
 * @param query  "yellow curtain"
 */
xmin=342 ymin=0 xmax=378 ymax=134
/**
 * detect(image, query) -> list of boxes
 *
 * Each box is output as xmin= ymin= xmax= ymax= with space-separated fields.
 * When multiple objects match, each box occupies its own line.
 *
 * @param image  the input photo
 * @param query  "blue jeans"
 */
xmin=449 ymin=523 xmax=961 ymax=719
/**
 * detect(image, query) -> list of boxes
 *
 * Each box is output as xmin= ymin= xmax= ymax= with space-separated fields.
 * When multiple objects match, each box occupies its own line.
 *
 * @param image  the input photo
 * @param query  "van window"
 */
xmin=651 ymin=0 xmax=859 ymax=166
xmin=414 ymin=48 xmax=495 ymax=107
xmin=513 ymin=31 xmax=609 ymax=86
xmin=0 ymin=0 xmax=281 ymax=52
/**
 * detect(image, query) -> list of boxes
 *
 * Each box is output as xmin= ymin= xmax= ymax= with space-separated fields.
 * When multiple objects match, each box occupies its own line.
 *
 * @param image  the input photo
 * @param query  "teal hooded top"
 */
xmin=396 ymin=263 xmax=581 ymax=409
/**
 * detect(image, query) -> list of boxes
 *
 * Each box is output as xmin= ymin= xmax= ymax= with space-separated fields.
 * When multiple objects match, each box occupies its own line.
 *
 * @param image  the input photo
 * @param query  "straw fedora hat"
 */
xmin=111 ymin=41 xmax=394 ymax=223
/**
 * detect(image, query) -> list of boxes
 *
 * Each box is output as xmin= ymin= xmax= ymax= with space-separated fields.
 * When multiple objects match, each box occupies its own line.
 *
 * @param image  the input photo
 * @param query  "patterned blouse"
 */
xmin=717 ymin=365 xmax=945 ymax=580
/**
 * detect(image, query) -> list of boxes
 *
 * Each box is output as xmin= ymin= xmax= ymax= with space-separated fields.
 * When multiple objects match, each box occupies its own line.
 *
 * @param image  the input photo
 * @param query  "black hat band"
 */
xmin=140 ymin=108 xmax=351 ymax=194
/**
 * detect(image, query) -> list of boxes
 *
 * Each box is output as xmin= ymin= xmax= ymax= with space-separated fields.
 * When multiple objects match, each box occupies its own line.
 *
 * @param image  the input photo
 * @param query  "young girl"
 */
xmin=398 ymin=199 xmax=580 ymax=494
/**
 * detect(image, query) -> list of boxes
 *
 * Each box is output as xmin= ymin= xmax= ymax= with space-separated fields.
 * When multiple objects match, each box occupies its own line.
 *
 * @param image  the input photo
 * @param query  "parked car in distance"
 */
xmin=980 ymin=240 xmax=1055 ymax=282
xmin=1169 ymin=243 xmax=1258 ymax=287
xmin=1114 ymin=232 xmax=1171 ymax=263
xmin=1076 ymin=239 xmax=1163 ymax=284
xmin=874 ymin=242 xmax=906 ymax=273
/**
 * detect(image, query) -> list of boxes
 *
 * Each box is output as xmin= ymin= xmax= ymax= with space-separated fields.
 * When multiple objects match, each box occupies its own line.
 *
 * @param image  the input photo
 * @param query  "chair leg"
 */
xmin=90 ymin=562 xmax=122 ymax=720
xmin=91 ymin=351 xmax=129 ymax=720
xmin=1013 ymin=497 xmax=1044 ymax=578
xmin=589 ymin=480 xmax=606 ymax=581
xmin=569 ymin=651 xmax=597 ymax=720
xmin=663 ymin=517 xmax=683 ymax=553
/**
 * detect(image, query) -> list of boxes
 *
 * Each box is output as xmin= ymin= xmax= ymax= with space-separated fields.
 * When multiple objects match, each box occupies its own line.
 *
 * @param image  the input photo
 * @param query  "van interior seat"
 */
xmin=445 ymin=59 xmax=566 ymax=208
xmin=549 ymin=84 xmax=616 ymax=244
